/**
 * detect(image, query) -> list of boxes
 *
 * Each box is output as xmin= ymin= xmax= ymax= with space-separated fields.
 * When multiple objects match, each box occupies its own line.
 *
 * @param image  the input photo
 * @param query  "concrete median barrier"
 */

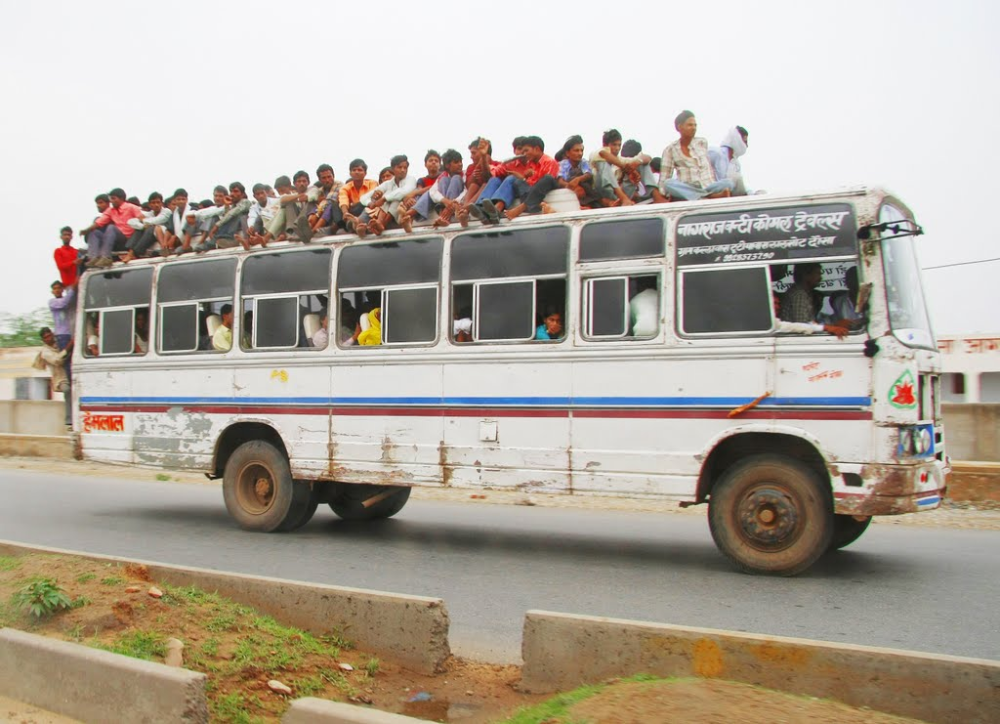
xmin=521 ymin=610 xmax=1000 ymax=724
xmin=283 ymin=698 xmax=423 ymax=723
xmin=0 ymin=540 xmax=450 ymax=675
xmin=0 ymin=628 xmax=207 ymax=723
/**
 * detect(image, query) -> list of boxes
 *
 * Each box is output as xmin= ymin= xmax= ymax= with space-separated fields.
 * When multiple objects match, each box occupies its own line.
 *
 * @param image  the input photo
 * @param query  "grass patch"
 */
xmin=202 ymin=637 xmax=220 ymax=657
xmin=0 ymin=556 xmax=22 ymax=572
xmin=498 ymin=673 xmax=664 ymax=724
xmin=100 ymin=576 xmax=125 ymax=587
xmin=97 ymin=630 xmax=167 ymax=661
xmin=364 ymin=656 xmax=380 ymax=677
xmin=75 ymin=572 xmax=96 ymax=584
xmin=211 ymin=691 xmax=265 ymax=724
xmin=155 ymin=473 xmax=171 ymax=481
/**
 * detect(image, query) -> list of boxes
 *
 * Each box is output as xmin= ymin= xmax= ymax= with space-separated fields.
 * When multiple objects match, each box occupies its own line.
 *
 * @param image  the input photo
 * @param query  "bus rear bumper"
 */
xmin=832 ymin=460 xmax=948 ymax=516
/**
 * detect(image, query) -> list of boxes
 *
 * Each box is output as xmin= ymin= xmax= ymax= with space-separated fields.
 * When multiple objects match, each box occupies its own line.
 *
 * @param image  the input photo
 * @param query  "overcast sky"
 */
xmin=1 ymin=0 xmax=995 ymax=334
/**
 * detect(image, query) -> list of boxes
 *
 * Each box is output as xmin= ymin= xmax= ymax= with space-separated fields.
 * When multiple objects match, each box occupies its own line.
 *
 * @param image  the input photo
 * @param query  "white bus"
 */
xmin=73 ymin=186 xmax=948 ymax=575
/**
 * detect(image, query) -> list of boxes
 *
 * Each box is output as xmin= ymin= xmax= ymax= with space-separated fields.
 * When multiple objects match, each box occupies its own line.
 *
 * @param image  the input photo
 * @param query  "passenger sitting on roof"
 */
xmin=399 ymin=150 xmax=443 ymax=224
xmin=708 ymin=126 xmax=750 ymax=196
xmin=503 ymin=136 xmax=561 ymax=221
xmin=470 ymin=136 xmax=530 ymax=224
xmin=590 ymin=129 xmax=656 ymax=207
xmin=659 ymin=110 xmax=736 ymax=201
xmin=410 ymin=149 xmax=466 ymax=228
xmin=340 ymin=160 xmax=379 ymax=235
xmin=356 ymin=155 xmax=417 ymax=237
xmin=457 ymin=138 xmax=501 ymax=228
xmin=620 ymin=139 xmax=668 ymax=204
xmin=555 ymin=135 xmax=600 ymax=209
xmin=200 ymin=182 xmax=251 ymax=251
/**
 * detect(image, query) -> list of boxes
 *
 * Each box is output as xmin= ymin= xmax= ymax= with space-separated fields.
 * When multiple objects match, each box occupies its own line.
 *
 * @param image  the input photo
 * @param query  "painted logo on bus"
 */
xmin=889 ymin=370 xmax=917 ymax=409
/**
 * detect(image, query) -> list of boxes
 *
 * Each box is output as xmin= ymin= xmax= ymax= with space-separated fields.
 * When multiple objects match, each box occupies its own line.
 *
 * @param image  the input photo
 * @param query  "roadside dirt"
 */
xmin=553 ymin=677 xmax=926 ymax=724
xmin=0 ymin=552 xmax=541 ymax=723
xmin=2 ymin=456 xmax=998 ymax=531
xmin=0 ymin=552 xmax=934 ymax=724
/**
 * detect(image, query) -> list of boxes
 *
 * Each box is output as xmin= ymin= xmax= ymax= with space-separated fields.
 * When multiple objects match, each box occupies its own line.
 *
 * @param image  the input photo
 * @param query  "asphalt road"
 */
xmin=0 ymin=469 xmax=997 ymax=663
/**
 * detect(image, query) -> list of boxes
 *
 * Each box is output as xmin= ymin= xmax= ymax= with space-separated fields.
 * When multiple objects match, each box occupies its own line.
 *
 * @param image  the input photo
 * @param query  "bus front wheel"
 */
xmin=708 ymin=454 xmax=833 ymax=576
xmin=329 ymin=484 xmax=411 ymax=521
xmin=222 ymin=441 xmax=312 ymax=532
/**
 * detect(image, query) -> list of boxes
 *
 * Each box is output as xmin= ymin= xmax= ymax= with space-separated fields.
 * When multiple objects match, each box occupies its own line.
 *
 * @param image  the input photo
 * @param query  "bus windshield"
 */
xmin=880 ymin=204 xmax=934 ymax=350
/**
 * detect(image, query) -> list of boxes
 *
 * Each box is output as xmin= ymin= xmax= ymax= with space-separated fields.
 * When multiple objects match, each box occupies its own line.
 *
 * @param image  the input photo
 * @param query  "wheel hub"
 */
xmin=236 ymin=464 xmax=275 ymax=515
xmin=737 ymin=487 xmax=799 ymax=549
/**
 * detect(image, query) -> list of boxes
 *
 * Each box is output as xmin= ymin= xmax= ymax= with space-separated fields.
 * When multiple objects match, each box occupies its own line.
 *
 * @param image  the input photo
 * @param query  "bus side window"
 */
xmin=336 ymin=238 xmax=443 ymax=347
xmin=157 ymin=259 xmax=237 ymax=354
xmin=83 ymin=268 xmax=153 ymax=357
xmin=241 ymin=249 xmax=332 ymax=351
xmin=579 ymin=218 xmax=665 ymax=261
xmin=583 ymin=274 xmax=660 ymax=339
xmin=680 ymin=267 xmax=772 ymax=335
xmin=451 ymin=226 xmax=569 ymax=344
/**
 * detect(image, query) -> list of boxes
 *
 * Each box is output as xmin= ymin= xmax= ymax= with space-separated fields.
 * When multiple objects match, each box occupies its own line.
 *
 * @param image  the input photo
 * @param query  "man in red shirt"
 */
xmin=503 ymin=136 xmax=561 ymax=220
xmin=78 ymin=188 xmax=144 ymax=268
xmin=53 ymin=226 xmax=79 ymax=286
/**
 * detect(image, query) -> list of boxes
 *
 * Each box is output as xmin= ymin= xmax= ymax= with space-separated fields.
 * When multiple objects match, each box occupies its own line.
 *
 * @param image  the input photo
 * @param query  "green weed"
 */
xmin=75 ymin=572 xmax=96 ymax=584
xmin=100 ymin=576 xmax=125 ymax=586
xmin=0 ymin=555 xmax=22 ymax=572
xmin=10 ymin=579 xmax=72 ymax=618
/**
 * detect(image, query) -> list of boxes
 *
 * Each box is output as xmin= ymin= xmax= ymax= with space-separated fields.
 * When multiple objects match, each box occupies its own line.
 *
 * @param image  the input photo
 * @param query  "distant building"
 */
xmin=0 ymin=346 xmax=54 ymax=400
xmin=939 ymin=334 xmax=1000 ymax=403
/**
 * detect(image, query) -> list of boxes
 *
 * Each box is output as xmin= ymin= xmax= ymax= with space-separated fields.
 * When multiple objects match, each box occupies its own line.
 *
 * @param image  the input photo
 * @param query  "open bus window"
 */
xmin=337 ymin=238 xmax=443 ymax=347
xmin=583 ymin=274 xmax=660 ymax=339
xmin=241 ymin=250 xmax=332 ymax=352
xmin=157 ymin=259 xmax=236 ymax=354
xmin=771 ymin=261 xmax=867 ymax=335
xmin=83 ymin=268 xmax=153 ymax=357
xmin=451 ymin=227 xmax=569 ymax=344
xmin=680 ymin=267 xmax=772 ymax=335
xmin=451 ymin=278 xmax=566 ymax=343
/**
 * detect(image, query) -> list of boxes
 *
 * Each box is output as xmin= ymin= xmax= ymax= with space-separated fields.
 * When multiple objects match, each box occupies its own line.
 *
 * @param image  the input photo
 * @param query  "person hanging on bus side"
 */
xmin=199 ymin=182 xmax=251 ymax=251
xmin=620 ymin=139 xmax=669 ymax=204
xmin=503 ymin=136 xmax=562 ymax=221
xmin=469 ymin=137 xmax=530 ymax=224
xmin=340 ymin=160 xmax=379 ymax=235
xmin=658 ymin=111 xmax=736 ymax=201
xmin=78 ymin=188 xmax=144 ymax=269
xmin=408 ymin=149 xmax=466 ymax=227
xmin=708 ymin=126 xmax=750 ymax=196
xmin=212 ymin=304 xmax=234 ymax=352
xmin=356 ymin=155 xmax=417 ymax=237
xmin=398 ymin=150 xmax=443 ymax=225
xmin=54 ymin=226 xmax=79 ymax=287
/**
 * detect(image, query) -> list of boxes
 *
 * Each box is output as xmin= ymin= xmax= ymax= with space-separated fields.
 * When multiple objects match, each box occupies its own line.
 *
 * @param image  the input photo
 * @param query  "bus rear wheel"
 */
xmin=828 ymin=514 xmax=872 ymax=551
xmin=222 ymin=441 xmax=312 ymax=532
xmin=328 ymin=484 xmax=411 ymax=521
xmin=708 ymin=454 xmax=833 ymax=576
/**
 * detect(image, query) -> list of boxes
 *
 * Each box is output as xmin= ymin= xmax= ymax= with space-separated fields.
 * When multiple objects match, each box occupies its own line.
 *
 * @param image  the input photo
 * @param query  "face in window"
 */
xmin=543 ymin=312 xmax=563 ymax=337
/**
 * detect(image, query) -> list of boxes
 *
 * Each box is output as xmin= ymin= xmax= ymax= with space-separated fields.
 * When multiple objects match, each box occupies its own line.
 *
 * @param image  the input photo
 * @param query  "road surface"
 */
xmin=0 ymin=468 xmax=997 ymax=663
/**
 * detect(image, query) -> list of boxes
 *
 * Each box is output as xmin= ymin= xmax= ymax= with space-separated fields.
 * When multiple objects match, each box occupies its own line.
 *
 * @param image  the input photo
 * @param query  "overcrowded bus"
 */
xmin=72 ymin=186 xmax=948 ymax=575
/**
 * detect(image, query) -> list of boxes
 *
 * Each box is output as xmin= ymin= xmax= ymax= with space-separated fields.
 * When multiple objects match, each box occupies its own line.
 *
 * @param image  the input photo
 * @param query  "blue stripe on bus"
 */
xmin=80 ymin=395 xmax=872 ymax=408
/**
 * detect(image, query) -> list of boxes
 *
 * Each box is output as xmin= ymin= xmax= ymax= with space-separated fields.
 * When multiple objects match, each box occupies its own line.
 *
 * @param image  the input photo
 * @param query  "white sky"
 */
xmin=0 ymin=0 xmax=996 ymax=334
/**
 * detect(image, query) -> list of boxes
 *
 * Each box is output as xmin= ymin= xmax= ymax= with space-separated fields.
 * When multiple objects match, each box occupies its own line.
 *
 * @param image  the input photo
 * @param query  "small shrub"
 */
xmin=155 ymin=473 xmax=171 ymax=481
xmin=364 ymin=656 xmax=380 ymax=677
xmin=11 ymin=579 xmax=73 ymax=618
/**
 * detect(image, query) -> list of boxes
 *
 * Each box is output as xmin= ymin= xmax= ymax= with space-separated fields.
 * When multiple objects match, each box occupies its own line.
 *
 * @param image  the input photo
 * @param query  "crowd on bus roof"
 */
xmin=51 ymin=111 xmax=752 ymax=278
